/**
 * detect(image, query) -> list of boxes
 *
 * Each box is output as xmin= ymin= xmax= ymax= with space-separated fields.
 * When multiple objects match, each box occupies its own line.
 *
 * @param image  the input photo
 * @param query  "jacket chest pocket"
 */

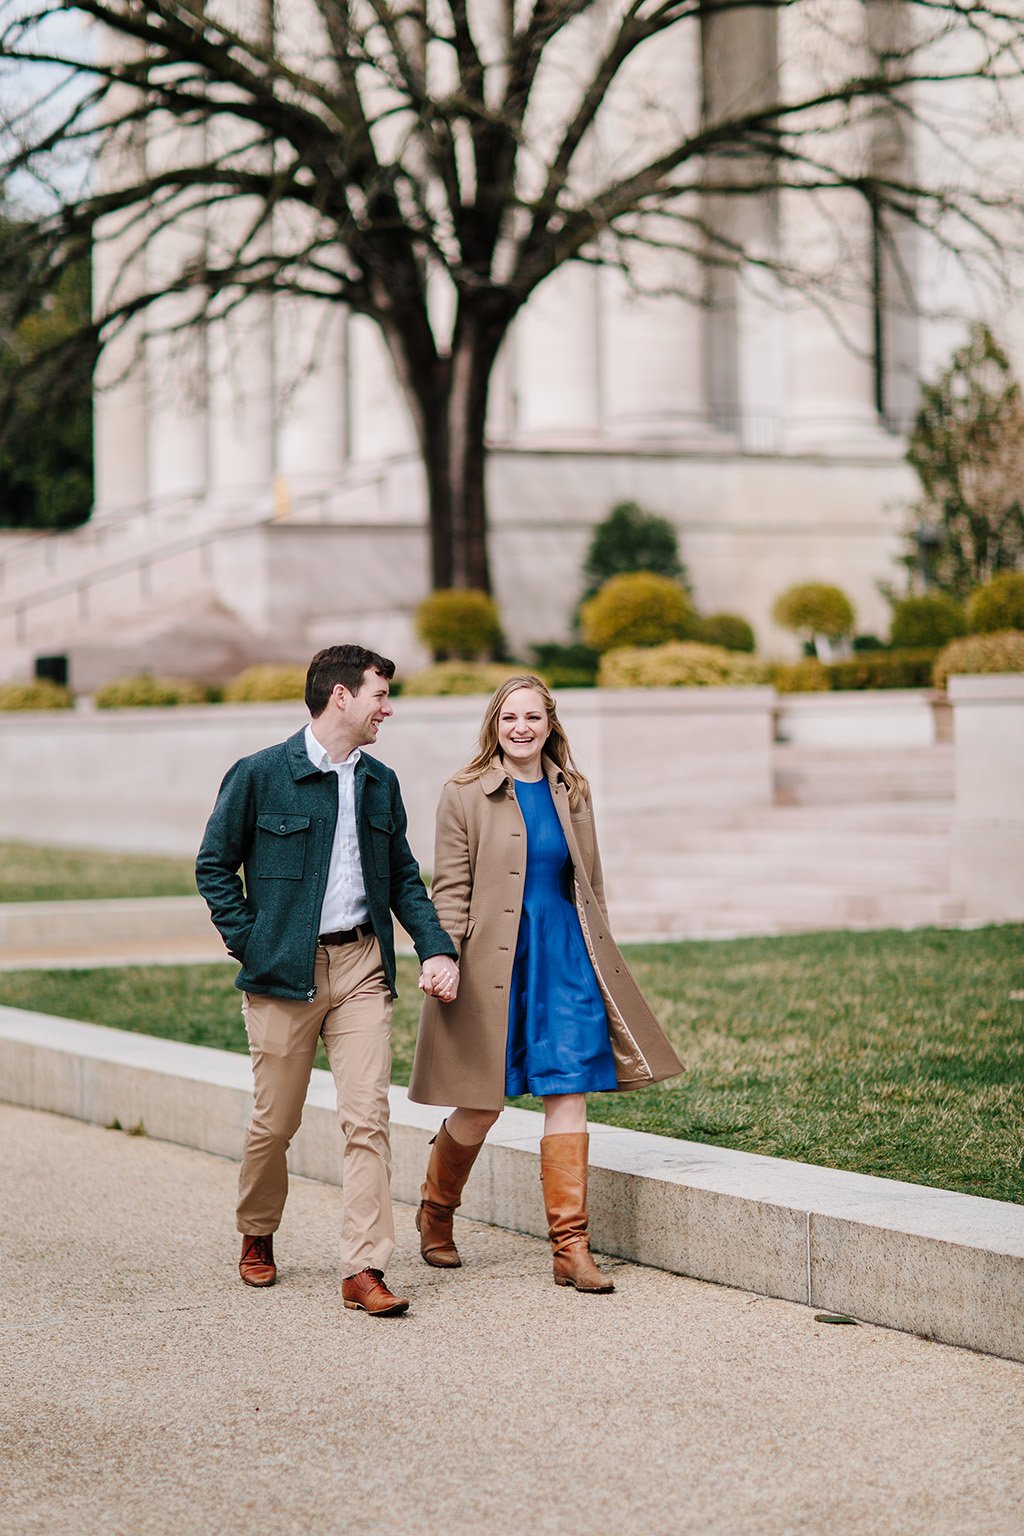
xmin=367 ymin=812 xmax=394 ymax=874
xmin=255 ymin=814 xmax=310 ymax=880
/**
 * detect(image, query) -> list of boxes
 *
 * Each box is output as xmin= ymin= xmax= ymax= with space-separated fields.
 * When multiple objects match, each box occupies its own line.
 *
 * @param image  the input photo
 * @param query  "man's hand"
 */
xmin=418 ymin=956 xmax=459 ymax=1003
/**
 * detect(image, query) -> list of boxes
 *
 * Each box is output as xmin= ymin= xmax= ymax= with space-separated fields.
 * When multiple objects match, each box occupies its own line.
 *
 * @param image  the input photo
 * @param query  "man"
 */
xmin=196 ymin=644 xmax=459 ymax=1317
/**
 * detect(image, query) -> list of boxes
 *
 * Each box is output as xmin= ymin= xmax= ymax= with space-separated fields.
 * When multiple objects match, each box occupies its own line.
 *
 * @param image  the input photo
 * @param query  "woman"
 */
xmin=409 ymin=675 xmax=683 ymax=1293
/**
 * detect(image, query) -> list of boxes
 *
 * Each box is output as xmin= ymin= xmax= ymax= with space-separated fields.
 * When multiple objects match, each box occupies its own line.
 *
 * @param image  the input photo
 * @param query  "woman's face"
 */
xmin=497 ymin=687 xmax=551 ymax=778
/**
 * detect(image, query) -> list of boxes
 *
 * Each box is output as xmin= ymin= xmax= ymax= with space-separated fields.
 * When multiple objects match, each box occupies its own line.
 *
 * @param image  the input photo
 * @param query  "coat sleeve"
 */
xmin=195 ymin=759 xmax=256 ymax=960
xmin=385 ymin=773 xmax=458 ymax=963
xmin=427 ymin=782 xmax=474 ymax=959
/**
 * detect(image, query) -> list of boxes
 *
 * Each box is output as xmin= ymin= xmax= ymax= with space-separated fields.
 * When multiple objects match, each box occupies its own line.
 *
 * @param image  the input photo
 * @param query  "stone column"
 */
xmin=599 ymin=17 xmax=712 ymax=441
xmin=91 ymin=45 xmax=148 ymax=523
xmin=777 ymin=0 xmax=890 ymax=451
xmin=144 ymin=114 xmax=209 ymax=524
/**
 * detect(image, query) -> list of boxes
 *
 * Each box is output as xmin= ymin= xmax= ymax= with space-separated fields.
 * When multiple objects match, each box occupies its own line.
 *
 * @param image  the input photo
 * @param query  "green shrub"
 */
xmin=889 ymin=593 xmax=966 ymax=650
xmin=580 ymin=572 xmax=695 ymax=653
xmin=94 ymin=675 xmax=209 ymax=709
xmin=772 ymin=583 xmax=856 ymax=645
xmin=770 ymin=659 xmax=830 ymax=693
xmin=599 ymin=641 xmax=769 ymax=688
xmin=401 ymin=662 xmax=535 ymax=697
xmin=692 ymin=612 xmax=756 ymax=653
xmin=222 ymin=665 xmax=307 ymax=703
xmin=825 ymin=649 xmax=938 ymax=691
xmin=965 ymin=571 xmax=1024 ymax=634
xmin=933 ymin=630 xmax=1024 ymax=689
xmin=852 ymin=634 xmax=885 ymax=652
xmin=0 ymin=678 xmax=74 ymax=710
xmin=416 ymin=589 xmax=502 ymax=659
xmin=580 ymin=501 xmax=687 ymax=601
xmin=529 ymin=642 xmax=599 ymax=690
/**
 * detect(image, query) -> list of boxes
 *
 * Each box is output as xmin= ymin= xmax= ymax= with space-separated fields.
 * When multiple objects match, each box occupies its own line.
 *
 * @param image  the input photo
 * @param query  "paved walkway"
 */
xmin=3 ymin=1104 xmax=1023 ymax=1536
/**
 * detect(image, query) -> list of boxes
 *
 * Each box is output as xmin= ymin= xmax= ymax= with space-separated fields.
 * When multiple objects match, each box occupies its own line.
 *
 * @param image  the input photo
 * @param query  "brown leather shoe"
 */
xmin=342 ymin=1268 xmax=410 ymax=1316
xmin=239 ymin=1233 xmax=276 ymax=1287
xmin=416 ymin=1119 xmax=485 ymax=1268
xmin=539 ymin=1133 xmax=615 ymax=1294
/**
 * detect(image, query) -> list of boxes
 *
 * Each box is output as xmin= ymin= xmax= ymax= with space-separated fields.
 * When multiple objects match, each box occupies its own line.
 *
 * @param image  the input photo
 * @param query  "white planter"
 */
xmin=776 ymin=689 xmax=938 ymax=748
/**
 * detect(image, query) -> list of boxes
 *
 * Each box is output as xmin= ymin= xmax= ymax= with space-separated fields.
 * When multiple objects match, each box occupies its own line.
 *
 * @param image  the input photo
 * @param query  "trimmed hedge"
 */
xmin=0 ymin=678 xmax=74 ymax=710
xmin=416 ymin=589 xmax=502 ymax=658
xmin=771 ymin=659 xmax=830 ymax=693
xmin=94 ymin=675 xmax=210 ymax=708
xmin=772 ymin=582 xmax=855 ymax=642
xmin=580 ymin=572 xmax=695 ymax=653
xmin=401 ymin=662 xmax=537 ymax=696
xmin=933 ymin=630 xmax=1024 ymax=689
xmin=692 ymin=612 xmax=756 ymax=653
xmin=599 ymin=642 xmax=769 ymax=688
xmin=823 ymin=649 xmax=938 ymax=691
xmin=888 ymin=594 xmax=966 ymax=650
xmin=223 ymin=665 xmax=307 ymax=703
xmin=966 ymin=572 xmax=1024 ymax=634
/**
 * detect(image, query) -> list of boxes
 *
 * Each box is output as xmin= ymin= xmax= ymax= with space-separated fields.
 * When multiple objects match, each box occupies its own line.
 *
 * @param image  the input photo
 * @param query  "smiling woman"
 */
xmin=409 ymin=674 xmax=683 ymax=1294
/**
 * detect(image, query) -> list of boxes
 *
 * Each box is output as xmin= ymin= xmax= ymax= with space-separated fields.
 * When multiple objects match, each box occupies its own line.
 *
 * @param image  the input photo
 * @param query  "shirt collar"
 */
xmin=304 ymin=722 xmax=361 ymax=772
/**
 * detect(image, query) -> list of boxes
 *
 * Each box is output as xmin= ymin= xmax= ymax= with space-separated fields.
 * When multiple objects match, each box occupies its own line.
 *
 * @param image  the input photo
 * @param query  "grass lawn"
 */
xmin=0 ymin=842 xmax=197 ymax=902
xmin=1 ymin=924 xmax=1021 ymax=1203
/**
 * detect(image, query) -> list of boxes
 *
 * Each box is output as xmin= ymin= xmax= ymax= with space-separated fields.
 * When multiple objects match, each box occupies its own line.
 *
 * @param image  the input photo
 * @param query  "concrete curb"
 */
xmin=2 ymin=1005 xmax=1022 ymax=1362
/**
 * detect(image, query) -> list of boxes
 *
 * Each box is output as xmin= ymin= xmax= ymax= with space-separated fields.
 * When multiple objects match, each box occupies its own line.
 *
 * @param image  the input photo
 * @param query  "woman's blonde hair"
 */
xmin=453 ymin=674 xmax=590 ymax=809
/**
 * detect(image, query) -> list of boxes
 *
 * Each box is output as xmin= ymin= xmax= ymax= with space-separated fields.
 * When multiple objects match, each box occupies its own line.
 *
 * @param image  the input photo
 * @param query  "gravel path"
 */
xmin=3 ymin=1102 xmax=1023 ymax=1536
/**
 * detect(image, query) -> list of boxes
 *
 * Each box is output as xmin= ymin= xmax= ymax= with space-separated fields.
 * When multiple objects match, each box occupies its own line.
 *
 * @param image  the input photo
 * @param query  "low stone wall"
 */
xmin=0 ymin=687 xmax=775 ymax=865
xmin=950 ymin=674 xmax=1024 ymax=921
xmin=775 ymin=689 xmax=940 ymax=747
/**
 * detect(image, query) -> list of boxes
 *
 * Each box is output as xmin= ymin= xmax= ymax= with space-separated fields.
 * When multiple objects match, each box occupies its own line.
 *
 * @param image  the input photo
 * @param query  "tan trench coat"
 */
xmin=408 ymin=757 xmax=684 ymax=1110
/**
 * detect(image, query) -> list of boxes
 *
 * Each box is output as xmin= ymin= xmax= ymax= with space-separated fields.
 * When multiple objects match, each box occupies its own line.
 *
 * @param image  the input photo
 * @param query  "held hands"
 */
xmin=419 ymin=955 xmax=460 ymax=1003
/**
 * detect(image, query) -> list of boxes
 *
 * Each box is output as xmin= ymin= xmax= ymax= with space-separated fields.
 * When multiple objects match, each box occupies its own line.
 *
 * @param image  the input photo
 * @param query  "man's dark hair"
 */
xmin=305 ymin=644 xmax=395 ymax=717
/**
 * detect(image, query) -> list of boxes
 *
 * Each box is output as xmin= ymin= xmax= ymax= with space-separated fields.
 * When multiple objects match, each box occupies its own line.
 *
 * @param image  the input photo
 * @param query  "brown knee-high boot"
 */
xmin=539 ymin=1132 xmax=615 ymax=1293
xmin=416 ymin=1120 xmax=485 ymax=1267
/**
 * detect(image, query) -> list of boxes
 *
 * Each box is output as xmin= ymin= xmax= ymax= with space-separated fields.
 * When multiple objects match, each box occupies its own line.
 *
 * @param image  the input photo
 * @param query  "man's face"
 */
xmin=343 ymin=667 xmax=393 ymax=746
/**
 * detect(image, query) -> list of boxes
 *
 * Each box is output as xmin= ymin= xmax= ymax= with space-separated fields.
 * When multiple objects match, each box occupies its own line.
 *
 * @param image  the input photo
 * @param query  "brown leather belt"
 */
xmin=318 ymin=924 xmax=372 ymax=946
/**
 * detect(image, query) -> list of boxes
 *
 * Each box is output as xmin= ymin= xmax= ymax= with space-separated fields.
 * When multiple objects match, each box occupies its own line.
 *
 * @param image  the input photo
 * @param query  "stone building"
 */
xmin=0 ymin=2 xmax=1016 ymax=687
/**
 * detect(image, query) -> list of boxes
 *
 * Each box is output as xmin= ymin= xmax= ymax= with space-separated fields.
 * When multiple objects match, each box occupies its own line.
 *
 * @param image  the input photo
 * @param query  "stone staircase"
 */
xmin=605 ymin=743 xmax=962 ymax=939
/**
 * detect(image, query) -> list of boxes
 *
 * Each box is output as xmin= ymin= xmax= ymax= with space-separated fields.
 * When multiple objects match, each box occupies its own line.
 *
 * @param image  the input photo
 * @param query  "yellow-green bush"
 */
xmin=401 ymin=662 xmax=536 ymax=696
xmin=965 ymin=571 xmax=1024 ymax=634
xmin=932 ymin=630 xmax=1024 ymax=689
xmin=772 ymin=582 xmax=855 ymax=643
xmin=770 ymin=659 xmax=830 ymax=693
xmin=94 ymin=675 xmax=209 ymax=709
xmin=692 ymin=612 xmax=756 ymax=653
xmin=889 ymin=593 xmax=966 ymax=650
xmin=599 ymin=642 xmax=769 ymax=688
xmin=580 ymin=573 xmax=695 ymax=653
xmin=0 ymin=678 xmax=74 ymax=710
xmin=222 ymin=665 xmax=307 ymax=703
xmin=416 ymin=589 xmax=502 ymax=659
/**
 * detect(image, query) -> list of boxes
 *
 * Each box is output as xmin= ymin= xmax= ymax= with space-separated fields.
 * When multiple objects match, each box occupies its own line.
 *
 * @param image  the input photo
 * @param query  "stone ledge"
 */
xmin=2 ymin=1006 xmax=1022 ymax=1362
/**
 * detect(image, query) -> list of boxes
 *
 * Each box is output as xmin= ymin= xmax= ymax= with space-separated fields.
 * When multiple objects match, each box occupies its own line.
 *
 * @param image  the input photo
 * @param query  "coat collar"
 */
xmin=479 ymin=754 xmax=567 ymax=797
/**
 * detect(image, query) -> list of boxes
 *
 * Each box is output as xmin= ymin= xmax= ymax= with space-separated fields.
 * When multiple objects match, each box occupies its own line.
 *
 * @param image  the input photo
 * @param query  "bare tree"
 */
xmin=2 ymin=0 xmax=1024 ymax=590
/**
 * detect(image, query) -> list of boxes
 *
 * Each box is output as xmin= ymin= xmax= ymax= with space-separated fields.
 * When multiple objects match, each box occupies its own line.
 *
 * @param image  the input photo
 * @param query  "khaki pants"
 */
xmin=236 ymin=937 xmax=395 ymax=1279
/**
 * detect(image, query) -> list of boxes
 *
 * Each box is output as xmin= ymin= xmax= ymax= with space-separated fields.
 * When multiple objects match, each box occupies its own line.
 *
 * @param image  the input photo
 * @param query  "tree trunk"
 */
xmin=387 ymin=304 xmax=511 ymax=595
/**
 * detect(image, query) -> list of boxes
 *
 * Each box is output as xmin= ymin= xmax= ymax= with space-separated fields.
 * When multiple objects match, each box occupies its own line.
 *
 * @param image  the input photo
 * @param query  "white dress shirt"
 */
xmin=304 ymin=723 xmax=370 ymax=933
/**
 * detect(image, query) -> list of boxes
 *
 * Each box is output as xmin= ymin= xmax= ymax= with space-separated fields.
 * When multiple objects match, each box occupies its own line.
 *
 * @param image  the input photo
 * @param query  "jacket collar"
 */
xmin=479 ymin=754 xmax=567 ymax=796
xmin=286 ymin=728 xmax=384 ymax=784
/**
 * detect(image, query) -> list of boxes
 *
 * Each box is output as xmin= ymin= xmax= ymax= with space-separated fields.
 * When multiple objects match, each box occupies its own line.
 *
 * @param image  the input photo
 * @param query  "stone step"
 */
xmin=610 ymin=888 xmax=967 ymax=939
xmin=774 ymin=746 xmax=955 ymax=806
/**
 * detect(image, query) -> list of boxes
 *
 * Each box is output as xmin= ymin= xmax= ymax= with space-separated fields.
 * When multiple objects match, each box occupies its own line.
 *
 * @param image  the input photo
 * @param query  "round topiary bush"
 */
xmin=416 ymin=589 xmax=502 ymax=659
xmin=222 ymin=665 xmax=307 ymax=703
xmin=932 ymin=630 xmax=1024 ymax=689
xmin=0 ymin=678 xmax=74 ymax=710
xmin=772 ymin=583 xmax=856 ymax=650
xmin=692 ymin=612 xmax=756 ymax=653
xmin=94 ymin=675 xmax=209 ymax=708
xmin=598 ymin=641 xmax=769 ymax=688
xmin=401 ymin=662 xmax=535 ymax=697
xmin=889 ymin=593 xmax=966 ymax=649
xmin=580 ymin=572 xmax=695 ymax=653
xmin=965 ymin=571 xmax=1024 ymax=634
xmin=770 ymin=659 xmax=830 ymax=693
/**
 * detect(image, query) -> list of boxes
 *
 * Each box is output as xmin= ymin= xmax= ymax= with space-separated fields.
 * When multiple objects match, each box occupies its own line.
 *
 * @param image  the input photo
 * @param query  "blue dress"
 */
xmin=505 ymin=778 xmax=618 ymax=1097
